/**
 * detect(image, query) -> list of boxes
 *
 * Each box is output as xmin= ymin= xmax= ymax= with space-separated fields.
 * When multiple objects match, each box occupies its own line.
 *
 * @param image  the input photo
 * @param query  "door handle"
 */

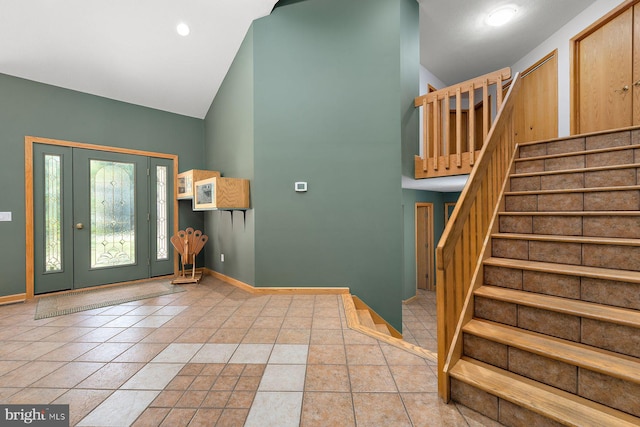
xmin=75 ymin=223 xmax=84 ymax=230
xmin=634 ymin=80 xmax=640 ymax=87
xmin=615 ymin=85 xmax=630 ymax=93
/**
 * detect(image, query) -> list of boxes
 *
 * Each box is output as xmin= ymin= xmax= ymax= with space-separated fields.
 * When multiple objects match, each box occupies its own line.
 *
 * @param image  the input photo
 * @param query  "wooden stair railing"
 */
xmin=435 ymin=72 xmax=523 ymax=401
xmin=414 ymin=67 xmax=512 ymax=179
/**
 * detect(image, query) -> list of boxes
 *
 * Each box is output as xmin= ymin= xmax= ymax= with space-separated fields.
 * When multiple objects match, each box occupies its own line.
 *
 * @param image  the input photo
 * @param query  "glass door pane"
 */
xmin=150 ymin=157 xmax=174 ymax=277
xmin=44 ymin=154 xmax=63 ymax=272
xmin=155 ymin=165 xmax=168 ymax=261
xmin=33 ymin=144 xmax=73 ymax=294
xmin=90 ymin=160 xmax=136 ymax=268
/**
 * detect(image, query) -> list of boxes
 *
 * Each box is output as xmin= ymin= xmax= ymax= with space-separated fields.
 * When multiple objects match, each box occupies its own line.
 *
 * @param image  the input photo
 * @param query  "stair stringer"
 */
xmin=341 ymin=294 xmax=437 ymax=362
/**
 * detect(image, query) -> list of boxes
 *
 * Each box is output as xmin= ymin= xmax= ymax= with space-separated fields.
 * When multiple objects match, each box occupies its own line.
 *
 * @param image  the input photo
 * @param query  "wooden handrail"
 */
xmin=435 ymin=72 xmax=523 ymax=401
xmin=414 ymin=67 xmax=511 ymax=179
xmin=414 ymin=67 xmax=510 ymax=106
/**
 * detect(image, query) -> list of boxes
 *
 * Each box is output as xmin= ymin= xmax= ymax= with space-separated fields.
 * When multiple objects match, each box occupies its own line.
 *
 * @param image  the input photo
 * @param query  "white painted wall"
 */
xmin=510 ymin=0 xmax=623 ymax=137
xmin=417 ymin=65 xmax=443 ymax=159
xmin=420 ymin=64 xmax=446 ymax=92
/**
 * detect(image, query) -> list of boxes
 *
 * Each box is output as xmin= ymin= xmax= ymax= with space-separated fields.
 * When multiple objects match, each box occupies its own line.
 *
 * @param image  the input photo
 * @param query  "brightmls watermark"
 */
xmin=1 ymin=405 xmax=68 ymax=426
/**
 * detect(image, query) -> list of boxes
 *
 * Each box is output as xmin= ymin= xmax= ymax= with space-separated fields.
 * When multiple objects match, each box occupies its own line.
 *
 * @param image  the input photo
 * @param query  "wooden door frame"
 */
xmin=570 ymin=0 xmax=639 ymax=135
xmin=415 ymin=202 xmax=434 ymax=292
xmin=25 ymin=136 xmax=179 ymax=299
xmin=444 ymin=202 xmax=456 ymax=224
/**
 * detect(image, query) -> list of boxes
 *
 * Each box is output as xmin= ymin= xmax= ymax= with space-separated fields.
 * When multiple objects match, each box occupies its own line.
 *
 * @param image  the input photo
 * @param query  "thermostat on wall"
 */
xmin=295 ymin=182 xmax=308 ymax=192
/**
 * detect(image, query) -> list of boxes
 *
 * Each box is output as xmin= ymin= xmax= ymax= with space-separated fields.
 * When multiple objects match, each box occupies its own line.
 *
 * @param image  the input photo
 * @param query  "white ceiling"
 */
xmin=419 ymin=0 xmax=597 ymax=85
xmin=1 ymin=1 xmax=599 ymax=119
xmin=0 ymin=0 xmax=278 ymax=119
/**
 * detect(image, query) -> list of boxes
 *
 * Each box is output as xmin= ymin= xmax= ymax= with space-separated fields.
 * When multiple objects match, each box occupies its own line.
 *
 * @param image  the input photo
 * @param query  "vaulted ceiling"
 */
xmin=419 ymin=0 xmax=598 ymax=85
xmin=1 ymin=0 xmax=598 ymax=119
xmin=0 ymin=0 xmax=278 ymax=118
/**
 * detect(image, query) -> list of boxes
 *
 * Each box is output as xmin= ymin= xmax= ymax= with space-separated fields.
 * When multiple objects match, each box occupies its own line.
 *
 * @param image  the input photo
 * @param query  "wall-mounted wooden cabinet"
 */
xmin=177 ymin=169 xmax=220 ymax=200
xmin=193 ymin=177 xmax=250 ymax=210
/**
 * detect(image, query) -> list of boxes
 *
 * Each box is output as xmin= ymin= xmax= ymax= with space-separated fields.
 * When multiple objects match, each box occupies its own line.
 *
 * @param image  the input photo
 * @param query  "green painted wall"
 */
xmin=400 ymin=0 xmax=420 ymax=178
xmin=203 ymin=27 xmax=256 ymax=285
xmin=248 ymin=0 xmax=417 ymax=330
xmin=401 ymin=189 xmax=461 ymax=300
xmin=0 ymin=73 xmax=204 ymax=298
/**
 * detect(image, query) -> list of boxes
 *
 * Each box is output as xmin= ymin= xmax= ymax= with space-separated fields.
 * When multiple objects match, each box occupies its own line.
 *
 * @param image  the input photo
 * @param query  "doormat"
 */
xmin=35 ymin=281 xmax=186 ymax=320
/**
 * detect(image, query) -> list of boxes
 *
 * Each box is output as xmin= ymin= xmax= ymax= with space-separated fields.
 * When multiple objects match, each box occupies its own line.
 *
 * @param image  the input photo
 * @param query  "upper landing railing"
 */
xmin=414 ymin=67 xmax=511 ymax=179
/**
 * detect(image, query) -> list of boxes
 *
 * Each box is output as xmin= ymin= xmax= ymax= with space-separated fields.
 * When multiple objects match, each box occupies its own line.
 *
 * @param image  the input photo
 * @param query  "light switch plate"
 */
xmin=0 ymin=212 xmax=12 ymax=221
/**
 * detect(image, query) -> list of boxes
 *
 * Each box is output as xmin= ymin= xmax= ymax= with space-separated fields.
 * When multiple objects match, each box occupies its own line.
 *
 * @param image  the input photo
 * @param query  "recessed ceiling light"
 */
xmin=176 ymin=22 xmax=190 ymax=37
xmin=486 ymin=6 xmax=517 ymax=27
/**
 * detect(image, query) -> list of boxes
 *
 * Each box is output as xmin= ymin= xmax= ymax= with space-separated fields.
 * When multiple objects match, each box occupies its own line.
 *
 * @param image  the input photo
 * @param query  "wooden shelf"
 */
xmin=193 ymin=177 xmax=250 ymax=210
xmin=177 ymin=169 xmax=220 ymax=200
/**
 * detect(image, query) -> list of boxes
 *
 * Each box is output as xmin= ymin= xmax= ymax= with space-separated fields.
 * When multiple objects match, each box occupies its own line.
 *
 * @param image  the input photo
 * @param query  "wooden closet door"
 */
xmin=578 ymin=7 xmax=633 ymax=133
xmin=514 ymin=51 xmax=558 ymax=143
xmin=634 ymin=5 xmax=640 ymax=125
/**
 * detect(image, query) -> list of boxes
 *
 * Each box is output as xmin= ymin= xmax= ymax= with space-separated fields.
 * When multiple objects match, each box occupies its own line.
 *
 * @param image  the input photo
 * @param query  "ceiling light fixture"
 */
xmin=486 ymin=6 xmax=517 ymax=27
xmin=176 ymin=22 xmax=190 ymax=36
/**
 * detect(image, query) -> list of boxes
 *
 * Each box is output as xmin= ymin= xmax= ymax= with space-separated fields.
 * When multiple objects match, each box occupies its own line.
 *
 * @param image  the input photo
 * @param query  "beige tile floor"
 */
xmin=402 ymin=289 xmax=438 ymax=352
xmin=0 ymin=277 xmax=501 ymax=426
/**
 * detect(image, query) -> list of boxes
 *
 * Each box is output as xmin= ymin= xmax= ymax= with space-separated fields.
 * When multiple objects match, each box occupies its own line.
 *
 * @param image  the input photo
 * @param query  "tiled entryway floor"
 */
xmin=0 ymin=276 xmax=501 ymax=426
xmin=402 ymin=289 xmax=438 ymax=352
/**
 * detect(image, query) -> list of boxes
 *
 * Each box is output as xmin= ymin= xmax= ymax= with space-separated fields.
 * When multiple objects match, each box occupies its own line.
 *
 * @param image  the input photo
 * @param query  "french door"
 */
xmin=33 ymin=143 xmax=174 ymax=294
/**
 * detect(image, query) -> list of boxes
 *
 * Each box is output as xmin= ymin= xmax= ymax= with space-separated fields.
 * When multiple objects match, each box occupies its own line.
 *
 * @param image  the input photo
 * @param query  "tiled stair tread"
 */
xmin=492 ymin=232 xmax=640 ymax=246
xmin=450 ymin=358 xmax=640 ymax=427
xmin=356 ymin=309 xmax=377 ymax=329
xmin=474 ymin=286 xmax=640 ymax=328
xmin=510 ymin=162 xmax=639 ymax=178
xmin=505 ymin=185 xmax=640 ymax=196
xmin=483 ymin=257 xmax=640 ymax=283
xmin=463 ymin=319 xmax=640 ymax=385
xmin=498 ymin=210 xmax=640 ymax=216
xmin=516 ymin=126 xmax=640 ymax=148
xmin=514 ymin=143 xmax=640 ymax=163
xmin=484 ymin=257 xmax=640 ymax=284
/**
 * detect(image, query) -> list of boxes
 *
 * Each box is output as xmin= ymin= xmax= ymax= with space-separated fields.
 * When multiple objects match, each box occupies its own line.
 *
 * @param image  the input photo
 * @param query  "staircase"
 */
xmin=449 ymin=128 xmax=640 ymax=426
xmin=341 ymin=294 xmax=438 ymax=362
xmin=351 ymin=295 xmax=399 ymax=337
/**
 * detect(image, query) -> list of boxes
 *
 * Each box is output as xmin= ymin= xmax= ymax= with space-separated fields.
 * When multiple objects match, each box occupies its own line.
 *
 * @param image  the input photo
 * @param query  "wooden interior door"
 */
xmin=634 ymin=4 xmax=640 ymax=125
xmin=573 ymin=3 xmax=636 ymax=134
xmin=448 ymin=110 xmax=469 ymax=154
xmin=416 ymin=203 xmax=434 ymax=291
xmin=447 ymin=100 xmax=488 ymax=154
xmin=513 ymin=51 xmax=558 ymax=143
